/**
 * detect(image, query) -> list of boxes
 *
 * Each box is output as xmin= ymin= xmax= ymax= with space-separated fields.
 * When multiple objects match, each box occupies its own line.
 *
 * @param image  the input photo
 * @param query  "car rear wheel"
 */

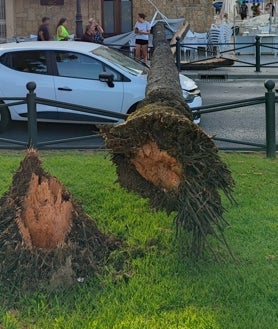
xmin=0 ymin=104 xmax=11 ymax=132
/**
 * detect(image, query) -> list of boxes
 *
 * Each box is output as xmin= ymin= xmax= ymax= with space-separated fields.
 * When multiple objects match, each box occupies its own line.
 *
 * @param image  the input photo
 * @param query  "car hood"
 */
xmin=179 ymin=74 xmax=198 ymax=91
xmin=136 ymin=72 xmax=198 ymax=92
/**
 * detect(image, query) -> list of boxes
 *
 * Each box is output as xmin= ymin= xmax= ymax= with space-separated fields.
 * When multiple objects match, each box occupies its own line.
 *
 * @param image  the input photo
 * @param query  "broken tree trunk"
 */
xmin=0 ymin=149 xmax=120 ymax=291
xmin=170 ymin=20 xmax=190 ymax=55
xmin=102 ymin=22 xmax=235 ymax=257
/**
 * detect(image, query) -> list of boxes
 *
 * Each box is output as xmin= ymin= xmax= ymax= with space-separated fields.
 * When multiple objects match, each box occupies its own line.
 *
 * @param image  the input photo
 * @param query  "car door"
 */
xmin=52 ymin=50 xmax=125 ymax=123
xmin=0 ymin=50 xmax=57 ymax=121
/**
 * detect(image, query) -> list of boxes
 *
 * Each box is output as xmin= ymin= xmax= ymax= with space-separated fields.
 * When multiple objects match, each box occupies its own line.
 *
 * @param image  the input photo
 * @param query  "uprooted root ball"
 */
xmin=0 ymin=149 xmax=121 ymax=291
xmin=102 ymin=105 xmax=235 ymax=257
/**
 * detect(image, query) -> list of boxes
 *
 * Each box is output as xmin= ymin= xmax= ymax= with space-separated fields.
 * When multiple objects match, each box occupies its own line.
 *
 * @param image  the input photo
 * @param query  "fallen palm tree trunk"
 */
xmin=0 ymin=149 xmax=120 ymax=291
xmin=102 ymin=22 xmax=235 ymax=257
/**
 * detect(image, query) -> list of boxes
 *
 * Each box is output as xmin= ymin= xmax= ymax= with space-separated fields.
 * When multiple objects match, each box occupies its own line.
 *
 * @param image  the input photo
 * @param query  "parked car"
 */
xmin=0 ymin=41 xmax=202 ymax=131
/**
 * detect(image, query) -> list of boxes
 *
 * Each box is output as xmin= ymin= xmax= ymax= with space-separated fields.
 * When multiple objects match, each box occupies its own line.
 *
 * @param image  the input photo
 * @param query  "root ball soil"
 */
xmin=102 ymin=108 xmax=235 ymax=256
xmin=0 ymin=150 xmax=121 ymax=291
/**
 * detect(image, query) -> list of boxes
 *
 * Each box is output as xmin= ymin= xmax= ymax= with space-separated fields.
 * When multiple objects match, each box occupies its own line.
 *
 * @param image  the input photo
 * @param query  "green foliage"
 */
xmin=0 ymin=151 xmax=277 ymax=329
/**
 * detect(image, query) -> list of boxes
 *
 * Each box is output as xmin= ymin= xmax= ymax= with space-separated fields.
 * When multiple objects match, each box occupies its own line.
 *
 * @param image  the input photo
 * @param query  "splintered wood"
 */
xmin=16 ymin=173 xmax=73 ymax=250
xmin=170 ymin=20 xmax=190 ymax=55
xmin=131 ymin=140 xmax=183 ymax=191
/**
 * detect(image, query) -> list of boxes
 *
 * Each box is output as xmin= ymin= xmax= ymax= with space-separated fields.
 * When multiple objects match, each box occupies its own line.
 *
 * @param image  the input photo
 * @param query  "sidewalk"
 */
xmin=181 ymin=54 xmax=278 ymax=80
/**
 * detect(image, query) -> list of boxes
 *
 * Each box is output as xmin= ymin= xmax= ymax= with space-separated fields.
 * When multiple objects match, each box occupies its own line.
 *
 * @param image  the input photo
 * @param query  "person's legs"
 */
xmin=135 ymin=44 xmax=142 ymax=61
xmin=141 ymin=44 xmax=148 ymax=63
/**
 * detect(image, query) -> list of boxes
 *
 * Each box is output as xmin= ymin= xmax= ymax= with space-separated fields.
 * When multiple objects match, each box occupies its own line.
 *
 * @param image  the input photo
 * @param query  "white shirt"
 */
xmin=134 ymin=21 xmax=151 ymax=41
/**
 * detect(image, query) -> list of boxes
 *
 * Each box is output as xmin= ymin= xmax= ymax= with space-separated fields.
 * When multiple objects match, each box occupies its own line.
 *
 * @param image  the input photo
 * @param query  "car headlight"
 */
xmin=182 ymin=90 xmax=195 ymax=102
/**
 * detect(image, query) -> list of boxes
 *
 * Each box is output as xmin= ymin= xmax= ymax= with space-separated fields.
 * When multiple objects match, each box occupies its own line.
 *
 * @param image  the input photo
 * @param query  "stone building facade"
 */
xmin=2 ymin=0 xmax=214 ymax=40
xmin=132 ymin=0 xmax=215 ymax=33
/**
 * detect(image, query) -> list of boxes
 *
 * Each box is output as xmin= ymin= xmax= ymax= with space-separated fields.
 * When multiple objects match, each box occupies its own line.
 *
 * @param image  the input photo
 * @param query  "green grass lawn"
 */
xmin=0 ymin=151 xmax=277 ymax=329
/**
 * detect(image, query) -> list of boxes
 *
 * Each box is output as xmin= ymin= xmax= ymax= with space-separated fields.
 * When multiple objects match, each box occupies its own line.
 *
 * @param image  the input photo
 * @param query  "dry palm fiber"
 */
xmin=0 ymin=149 xmax=120 ymax=291
xmin=102 ymin=22 xmax=235 ymax=257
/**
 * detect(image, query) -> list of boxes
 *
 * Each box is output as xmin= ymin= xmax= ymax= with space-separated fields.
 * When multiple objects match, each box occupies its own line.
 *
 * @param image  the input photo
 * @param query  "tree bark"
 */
xmin=142 ymin=22 xmax=191 ymax=117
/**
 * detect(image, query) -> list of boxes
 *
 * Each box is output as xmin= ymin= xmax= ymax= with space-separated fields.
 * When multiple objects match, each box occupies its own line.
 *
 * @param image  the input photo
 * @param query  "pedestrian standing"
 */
xmin=134 ymin=13 xmax=151 ymax=64
xmin=81 ymin=25 xmax=94 ymax=43
xmin=240 ymin=1 xmax=248 ymax=20
xmin=37 ymin=17 xmax=50 ymax=41
xmin=251 ymin=2 xmax=262 ymax=17
xmin=56 ymin=18 xmax=70 ymax=41
xmin=89 ymin=18 xmax=104 ymax=44
xmin=266 ymin=1 xmax=276 ymax=16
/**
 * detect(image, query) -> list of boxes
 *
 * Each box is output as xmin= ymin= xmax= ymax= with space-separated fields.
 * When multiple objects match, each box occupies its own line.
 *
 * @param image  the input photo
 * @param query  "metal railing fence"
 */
xmin=174 ymin=36 xmax=278 ymax=72
xmin=0 ymin=81 xmax=126 ymax=150
xmin=107 ymin=36 xmax=278 ymax=72
xmin=193 ymin=79 xmax=277 ymax=158
xmin=0 ymin=80 xmax=276 ymax=158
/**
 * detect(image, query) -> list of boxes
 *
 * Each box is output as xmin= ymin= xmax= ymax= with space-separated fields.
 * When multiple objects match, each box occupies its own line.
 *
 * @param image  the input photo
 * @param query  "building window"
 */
xmin=0 ymin=0 xmax=6 ymax=41
xmin=103 ymin=0 xmax=132 ymax=36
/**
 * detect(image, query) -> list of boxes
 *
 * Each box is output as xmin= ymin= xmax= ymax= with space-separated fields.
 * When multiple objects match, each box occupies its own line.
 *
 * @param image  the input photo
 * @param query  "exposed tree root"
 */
xmin=0 ymin=149 xmax=121 ymax=291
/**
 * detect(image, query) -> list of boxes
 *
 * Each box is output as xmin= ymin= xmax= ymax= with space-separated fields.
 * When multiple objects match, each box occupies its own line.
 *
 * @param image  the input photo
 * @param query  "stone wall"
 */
xmin=132 ymin=0 xmax=215 ymax=33
xmin=11 ymin=0 xmax=100 ymax=38
xmin=8 ymin=0 xmax=214 ymax=38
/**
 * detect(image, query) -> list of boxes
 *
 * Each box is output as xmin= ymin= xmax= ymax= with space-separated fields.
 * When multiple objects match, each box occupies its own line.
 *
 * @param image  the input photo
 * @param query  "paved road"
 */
xmin=0 ymin=79 xmax=277 ymax=150
xmin=197 ymin=79 xmax=278 ymax=150
xmin=0 ymin=121 xmax=104 ymax=149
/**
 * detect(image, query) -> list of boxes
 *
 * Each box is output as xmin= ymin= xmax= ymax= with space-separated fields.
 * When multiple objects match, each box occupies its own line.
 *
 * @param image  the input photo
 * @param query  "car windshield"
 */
xmin=92 ymin=46 xmax=149 ymax=76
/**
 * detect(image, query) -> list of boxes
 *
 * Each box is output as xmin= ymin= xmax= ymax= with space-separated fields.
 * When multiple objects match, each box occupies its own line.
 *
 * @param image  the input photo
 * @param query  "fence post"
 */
xmin=176 ymin=36 xmax=181 ymax=72
xmin=26 ymin=81 xmax=38 ymax=148
xmin=265 ymin=80 xmax=276 ymax=158
xmin=255 ymin=36 xmax=261 ymax=73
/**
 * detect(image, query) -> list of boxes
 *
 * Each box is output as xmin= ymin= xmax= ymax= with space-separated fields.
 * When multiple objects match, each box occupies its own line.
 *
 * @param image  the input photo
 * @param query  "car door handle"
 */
xmin=58 ymin=87 xmax=72 ymax=91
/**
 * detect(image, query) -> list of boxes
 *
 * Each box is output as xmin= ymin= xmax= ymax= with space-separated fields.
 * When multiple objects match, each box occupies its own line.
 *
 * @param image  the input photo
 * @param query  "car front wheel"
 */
xmin=127 ymin=103 xmax=139 ymax=116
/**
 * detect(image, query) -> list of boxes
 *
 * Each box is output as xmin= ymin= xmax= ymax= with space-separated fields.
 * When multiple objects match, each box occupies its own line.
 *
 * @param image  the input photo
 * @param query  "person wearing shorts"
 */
xmin=134 ymin=13 xmax=151 ymax=64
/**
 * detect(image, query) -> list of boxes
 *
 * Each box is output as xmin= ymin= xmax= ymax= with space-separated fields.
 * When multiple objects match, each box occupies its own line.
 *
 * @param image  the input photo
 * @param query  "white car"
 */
xmin=0 ymin=41 xmax=202 ymax=131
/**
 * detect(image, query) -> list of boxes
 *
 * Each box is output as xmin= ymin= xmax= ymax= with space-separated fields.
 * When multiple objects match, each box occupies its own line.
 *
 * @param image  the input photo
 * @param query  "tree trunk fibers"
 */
xmin=0 ymin=149 xmax=120 ymax=291
xmin=102 ymin=22 xmax=235 ymax=258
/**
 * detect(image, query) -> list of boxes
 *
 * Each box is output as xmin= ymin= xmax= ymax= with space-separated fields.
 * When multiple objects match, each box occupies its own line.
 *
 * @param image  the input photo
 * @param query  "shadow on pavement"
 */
xmin=0 ymin=121 xmax=105 ymax=149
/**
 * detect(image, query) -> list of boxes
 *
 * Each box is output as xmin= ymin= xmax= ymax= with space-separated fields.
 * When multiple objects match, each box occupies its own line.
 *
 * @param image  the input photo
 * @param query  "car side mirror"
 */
xmin=99 ymin=72 xmax=114 ymax=88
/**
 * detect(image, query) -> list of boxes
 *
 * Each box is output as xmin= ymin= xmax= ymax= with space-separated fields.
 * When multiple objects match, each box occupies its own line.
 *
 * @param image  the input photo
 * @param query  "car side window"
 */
xmin=104 ymin=65 xmax=122 ymax=82
xmin=54 ymin=51 xmax=121 ymax=81
xmin=0 ymin=51 xmax=47 ymax=74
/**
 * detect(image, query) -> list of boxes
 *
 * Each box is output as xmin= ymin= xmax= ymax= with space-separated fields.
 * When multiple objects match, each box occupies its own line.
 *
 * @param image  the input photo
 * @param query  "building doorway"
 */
xmin=102 ymin=0 xmax=132 ymax=36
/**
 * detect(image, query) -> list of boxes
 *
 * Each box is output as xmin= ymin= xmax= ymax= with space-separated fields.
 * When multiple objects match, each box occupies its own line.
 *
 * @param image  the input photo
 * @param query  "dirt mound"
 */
xmin=0 ymin=149 xmax=121 ymax=291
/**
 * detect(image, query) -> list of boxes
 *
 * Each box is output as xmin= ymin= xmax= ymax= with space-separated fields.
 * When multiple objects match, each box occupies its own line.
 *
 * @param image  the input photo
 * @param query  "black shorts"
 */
xmin=135 ymin=39 xmax=148 ymax=45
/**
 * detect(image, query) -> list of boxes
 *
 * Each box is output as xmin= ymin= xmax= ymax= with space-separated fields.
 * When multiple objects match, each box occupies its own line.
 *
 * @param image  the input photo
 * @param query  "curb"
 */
xmin=181 ymin=69 xmax=278 ymax=81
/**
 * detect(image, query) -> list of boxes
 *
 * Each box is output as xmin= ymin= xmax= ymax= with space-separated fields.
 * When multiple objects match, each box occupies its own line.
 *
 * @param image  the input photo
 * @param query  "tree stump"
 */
xmin=0 ymin=149 xmax=120 ymax=291
xmin=102 ymin=22 xmax=235 ymax=257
